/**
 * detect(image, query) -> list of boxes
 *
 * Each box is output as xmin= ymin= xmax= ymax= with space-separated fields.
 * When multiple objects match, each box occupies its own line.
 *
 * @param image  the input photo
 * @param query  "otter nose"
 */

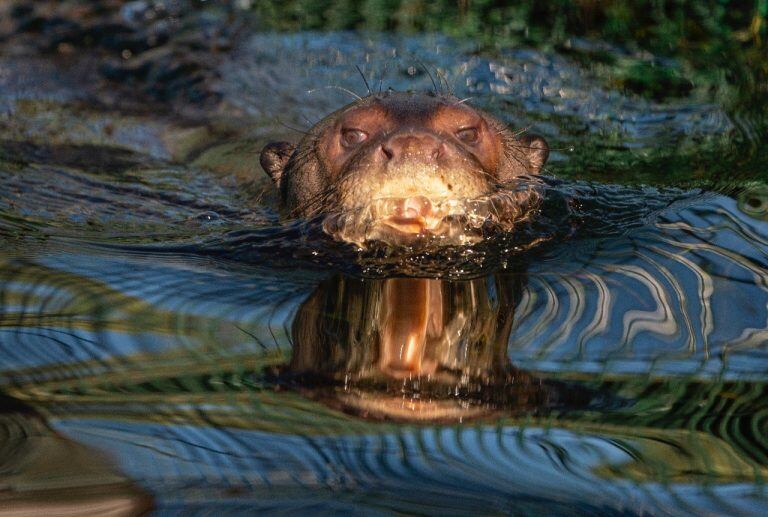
xmin=381 ymin=132 xmax=444 ymax=162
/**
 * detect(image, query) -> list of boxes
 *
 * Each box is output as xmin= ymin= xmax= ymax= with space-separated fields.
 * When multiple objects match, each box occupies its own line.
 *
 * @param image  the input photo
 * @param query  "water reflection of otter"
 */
xmin=280 ymin=274 xmax=591 ymax=423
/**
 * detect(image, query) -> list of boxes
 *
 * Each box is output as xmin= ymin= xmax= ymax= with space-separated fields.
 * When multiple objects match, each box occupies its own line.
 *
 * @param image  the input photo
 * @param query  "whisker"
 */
xmin=271 ymin=115 xmax=310 ymax=135
xmin=510 ymin=125 xmax=531 ymax=137
xmin=509 ymin=143 xmax=571 ymax=152
xmin=500 ymin=124 xmax=571 ymax=152
xmin=503 ymin=142 xmax=535 ymax=173
xmin=436 ymin=68 xmax=452 ymax=95
xmin=355 ymin=65 xmax=372 ymax=95
xmin=294 ymin=182 xmax=341 ymax=217
xmin=416 ymin=59 xmax=438 ymax=94
xmin=307 ymin=85 xmax=362 ymax=101
xmin=378 ymin=57 xmax=396 ymax=95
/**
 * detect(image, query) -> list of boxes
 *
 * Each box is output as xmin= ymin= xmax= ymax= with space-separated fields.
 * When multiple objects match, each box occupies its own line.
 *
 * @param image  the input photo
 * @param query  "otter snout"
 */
xmin=380 ymin=131 xmax=445 ymax=164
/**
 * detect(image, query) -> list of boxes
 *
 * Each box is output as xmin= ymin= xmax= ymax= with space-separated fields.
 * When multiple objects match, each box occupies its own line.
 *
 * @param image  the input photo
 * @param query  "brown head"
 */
xmin=260 ymin=91 xmax=549 ymax=245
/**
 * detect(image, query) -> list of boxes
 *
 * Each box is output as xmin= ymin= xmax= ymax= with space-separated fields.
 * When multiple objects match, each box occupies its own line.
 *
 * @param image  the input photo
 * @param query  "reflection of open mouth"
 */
xmin=323 ymin=185 xmax=542 ymax=246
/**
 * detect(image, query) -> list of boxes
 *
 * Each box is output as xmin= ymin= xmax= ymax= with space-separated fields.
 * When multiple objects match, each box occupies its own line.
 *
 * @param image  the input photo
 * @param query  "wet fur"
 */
xmin=261 ymin=91 xmax=548 ymax=218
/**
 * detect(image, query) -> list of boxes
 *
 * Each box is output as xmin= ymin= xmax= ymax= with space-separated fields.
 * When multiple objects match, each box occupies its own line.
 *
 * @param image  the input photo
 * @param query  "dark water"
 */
xmin=1 ymin=11 xmax=768 ymax=515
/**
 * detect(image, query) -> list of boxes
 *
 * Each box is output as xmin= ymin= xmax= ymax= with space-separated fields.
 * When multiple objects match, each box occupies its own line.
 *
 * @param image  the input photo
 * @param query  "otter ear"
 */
xmin=260 ymin=141 xmax=296 ymax=187
xmin=519 ymin=134 xmax=549 ymax=174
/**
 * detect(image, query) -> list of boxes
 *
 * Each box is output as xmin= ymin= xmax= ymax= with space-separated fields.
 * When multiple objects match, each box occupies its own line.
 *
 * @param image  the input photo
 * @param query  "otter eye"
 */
xmin=341 ymin=128 xmax=368 ymax=147
xmin=456 ymin=127 xmax=479 ymax=144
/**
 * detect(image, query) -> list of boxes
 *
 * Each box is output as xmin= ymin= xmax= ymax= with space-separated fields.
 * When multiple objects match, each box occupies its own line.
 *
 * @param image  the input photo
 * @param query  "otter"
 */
xmin=268 ymin=273 xmax=595 ymax=423
xmin=260 ymin=91 xmax=549 ymax=246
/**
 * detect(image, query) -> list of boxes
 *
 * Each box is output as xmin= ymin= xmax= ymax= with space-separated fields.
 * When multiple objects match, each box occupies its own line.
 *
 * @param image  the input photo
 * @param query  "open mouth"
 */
xmin=380 ymin=195 xmax=448 ymax=235
xmin=322 ymin=185 xmax=542 ymax=246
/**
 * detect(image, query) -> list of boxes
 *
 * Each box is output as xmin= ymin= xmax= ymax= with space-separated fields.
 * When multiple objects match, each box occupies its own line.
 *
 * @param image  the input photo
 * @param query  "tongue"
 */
xmin=379 ymin=278 xmax=443 ymax=377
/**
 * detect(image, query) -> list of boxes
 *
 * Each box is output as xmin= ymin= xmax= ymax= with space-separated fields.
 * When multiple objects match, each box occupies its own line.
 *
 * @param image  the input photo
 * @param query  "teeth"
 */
xmin=322 ymin=187 xmax=541 ymax=246
xmin=401 ymin=196 xmax=432 ymax=218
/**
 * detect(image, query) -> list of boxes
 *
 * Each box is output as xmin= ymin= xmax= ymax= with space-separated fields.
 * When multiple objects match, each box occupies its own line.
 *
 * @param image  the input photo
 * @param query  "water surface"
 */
xmin=1 ymin=11 xmax=767 ymax=515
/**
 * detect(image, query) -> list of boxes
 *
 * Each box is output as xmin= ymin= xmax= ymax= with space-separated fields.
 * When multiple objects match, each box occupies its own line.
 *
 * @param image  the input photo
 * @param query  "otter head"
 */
xmin=260 ymin=91 xmax=549 ymax=245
